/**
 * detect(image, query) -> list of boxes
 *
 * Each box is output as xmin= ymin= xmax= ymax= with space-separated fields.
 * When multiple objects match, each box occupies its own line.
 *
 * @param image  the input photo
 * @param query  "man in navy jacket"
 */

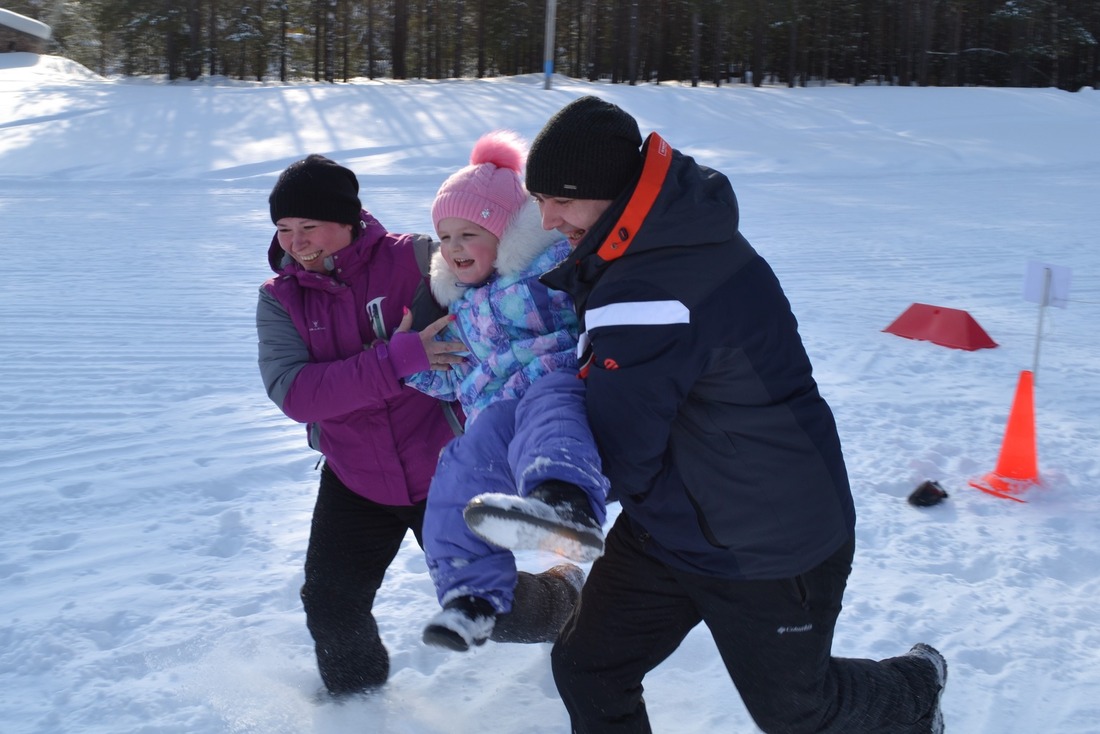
xmin=528 ymin=96 xmax=947 ymax=734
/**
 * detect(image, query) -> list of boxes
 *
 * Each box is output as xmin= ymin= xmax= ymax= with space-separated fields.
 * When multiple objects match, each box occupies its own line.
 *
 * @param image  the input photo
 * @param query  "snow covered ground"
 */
xmin=2 ymin=52 xmax=1099 ymax=733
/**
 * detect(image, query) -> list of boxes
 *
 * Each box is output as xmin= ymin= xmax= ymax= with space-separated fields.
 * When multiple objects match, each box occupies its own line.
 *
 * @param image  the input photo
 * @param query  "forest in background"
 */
xmin=5 ymin=0 xmax=1098 ymax=90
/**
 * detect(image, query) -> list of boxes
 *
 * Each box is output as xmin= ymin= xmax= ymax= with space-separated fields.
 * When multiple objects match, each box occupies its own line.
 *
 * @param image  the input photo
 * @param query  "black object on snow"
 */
xmin=908 ymin=480 xmax=949 ymax=507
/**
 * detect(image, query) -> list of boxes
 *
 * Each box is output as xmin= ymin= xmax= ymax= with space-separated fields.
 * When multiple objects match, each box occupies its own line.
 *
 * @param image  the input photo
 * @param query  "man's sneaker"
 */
xmin=463 ymin=481 xmax=604 ymax=562
xmin=906 ymin=643 xmax=947 ymax=733
xmin=422 ymin=595 xmax=497 ymax=652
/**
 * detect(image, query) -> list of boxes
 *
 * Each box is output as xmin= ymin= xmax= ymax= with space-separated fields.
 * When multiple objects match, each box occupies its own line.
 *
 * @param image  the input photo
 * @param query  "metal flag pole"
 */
xmin=1031 ymin=266 xmax=1051 ymax=383
xmin=543 ymin=0 xmax=557 ymax=90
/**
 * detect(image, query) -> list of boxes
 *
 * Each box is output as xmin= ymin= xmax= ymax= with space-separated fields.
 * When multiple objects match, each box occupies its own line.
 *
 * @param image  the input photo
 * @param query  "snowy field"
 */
xmin=1 ymin=52 xmax=1099 ymax=733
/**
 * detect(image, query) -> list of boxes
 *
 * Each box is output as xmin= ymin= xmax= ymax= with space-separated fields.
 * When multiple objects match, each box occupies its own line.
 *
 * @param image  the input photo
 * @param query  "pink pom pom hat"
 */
xmin=431 ymin=130 xmax=530 ymax=239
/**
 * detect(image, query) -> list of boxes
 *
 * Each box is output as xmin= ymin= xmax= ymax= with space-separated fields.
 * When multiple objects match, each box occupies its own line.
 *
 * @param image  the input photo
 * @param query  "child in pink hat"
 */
xmin=403 ymin=131 xmax=609 ymax=652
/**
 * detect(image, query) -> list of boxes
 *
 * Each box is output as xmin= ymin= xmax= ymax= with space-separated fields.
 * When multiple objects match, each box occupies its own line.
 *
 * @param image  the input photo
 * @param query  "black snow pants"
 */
xmin=300 ymin=464 xmax=425 ymax=696
xmin=552 ymin=514 xmax=942 ymax=733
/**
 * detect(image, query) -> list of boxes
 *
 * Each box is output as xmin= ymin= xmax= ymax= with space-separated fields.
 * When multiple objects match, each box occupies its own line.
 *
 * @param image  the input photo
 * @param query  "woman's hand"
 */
xmin=396 ymin=310 xmax=467 ymax=371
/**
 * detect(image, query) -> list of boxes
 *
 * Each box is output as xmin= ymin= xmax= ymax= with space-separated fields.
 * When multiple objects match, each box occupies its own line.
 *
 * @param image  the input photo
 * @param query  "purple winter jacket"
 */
xmin=257 ymin=211 xmax=460 ymax=506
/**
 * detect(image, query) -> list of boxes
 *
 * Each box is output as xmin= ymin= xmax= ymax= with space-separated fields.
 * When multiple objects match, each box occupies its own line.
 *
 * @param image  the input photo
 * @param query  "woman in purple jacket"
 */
xmin=256 ymin=154 xmax=463 ymax=697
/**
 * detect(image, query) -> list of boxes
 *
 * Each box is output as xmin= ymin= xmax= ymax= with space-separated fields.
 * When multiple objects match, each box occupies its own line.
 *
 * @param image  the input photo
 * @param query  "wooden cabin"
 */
xmin=0 ymin=8 xmax=52 ymax=54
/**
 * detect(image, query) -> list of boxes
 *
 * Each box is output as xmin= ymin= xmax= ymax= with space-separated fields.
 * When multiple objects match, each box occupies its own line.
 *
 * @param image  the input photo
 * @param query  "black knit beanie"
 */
xmin=269 ymin=154 xmax=362 ymax=225
xmin=526 ymin=96 xmax=644 ymax=200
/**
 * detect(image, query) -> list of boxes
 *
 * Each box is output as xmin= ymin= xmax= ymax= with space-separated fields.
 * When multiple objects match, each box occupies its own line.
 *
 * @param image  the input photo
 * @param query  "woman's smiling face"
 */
xmin=275 ymin=218 xmax=354 ymax=272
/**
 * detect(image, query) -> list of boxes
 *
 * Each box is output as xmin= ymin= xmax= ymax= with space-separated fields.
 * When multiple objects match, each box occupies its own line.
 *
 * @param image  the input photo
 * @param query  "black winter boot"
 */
xmin=906 ymin=643 xmax=948 ymax=733
xmin=464 ymin=481 xmax=604 ymax=562
xmin=422 ymin=595 xmax=497 ymax=652
xmin=491 ymin=564 xmax=585 ymax=644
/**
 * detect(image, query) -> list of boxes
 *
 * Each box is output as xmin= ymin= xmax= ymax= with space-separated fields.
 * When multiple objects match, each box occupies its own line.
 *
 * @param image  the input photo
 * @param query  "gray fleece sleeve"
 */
xmin=256 ymin=287 xmax=308 ymax=409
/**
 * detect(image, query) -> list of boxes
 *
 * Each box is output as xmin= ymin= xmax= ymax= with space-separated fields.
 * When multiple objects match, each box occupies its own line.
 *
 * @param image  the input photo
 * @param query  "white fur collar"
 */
xmin=429 ymin=200 xmax=563 ymax=307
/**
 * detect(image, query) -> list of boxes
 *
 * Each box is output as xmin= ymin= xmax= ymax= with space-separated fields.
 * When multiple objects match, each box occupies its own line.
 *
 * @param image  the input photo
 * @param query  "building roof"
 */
xmin=0 ymin=8 xmax=52 ymax=41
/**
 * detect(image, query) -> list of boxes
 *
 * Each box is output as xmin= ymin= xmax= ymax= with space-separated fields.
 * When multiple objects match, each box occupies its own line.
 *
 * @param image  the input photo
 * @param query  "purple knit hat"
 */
xmin=432 ymin=130 xmax=529 ymax=239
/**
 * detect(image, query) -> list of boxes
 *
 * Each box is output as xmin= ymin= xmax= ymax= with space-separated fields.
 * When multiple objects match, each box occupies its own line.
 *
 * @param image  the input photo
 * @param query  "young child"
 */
xmin=403 ymin=130 xmax=609 ymax=652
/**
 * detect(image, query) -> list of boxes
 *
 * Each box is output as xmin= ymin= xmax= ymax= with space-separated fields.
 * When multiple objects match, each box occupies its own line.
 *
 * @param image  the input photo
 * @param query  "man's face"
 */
xmin=532 ymin=194 xmax=613 ymax=248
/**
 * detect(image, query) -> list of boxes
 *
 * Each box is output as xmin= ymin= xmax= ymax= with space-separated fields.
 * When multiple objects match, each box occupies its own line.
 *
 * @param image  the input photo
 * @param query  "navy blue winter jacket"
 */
xmin=541 ymin=133 xmax=856 ymax=580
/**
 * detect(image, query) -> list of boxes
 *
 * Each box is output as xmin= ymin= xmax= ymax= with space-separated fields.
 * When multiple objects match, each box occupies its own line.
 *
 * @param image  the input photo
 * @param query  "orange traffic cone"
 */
xmin=969 ymin=370 xmax=1040 ymax=502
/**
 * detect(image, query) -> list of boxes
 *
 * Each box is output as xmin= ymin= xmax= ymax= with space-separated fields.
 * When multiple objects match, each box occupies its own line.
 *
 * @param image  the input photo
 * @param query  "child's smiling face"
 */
xmin=436 ymin=217 xmax=501 ymax=286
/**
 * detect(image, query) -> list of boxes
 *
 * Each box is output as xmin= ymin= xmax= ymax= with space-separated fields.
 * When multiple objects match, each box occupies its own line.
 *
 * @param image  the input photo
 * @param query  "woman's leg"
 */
xmin=300 ymin=465 xmax=423 ymax=695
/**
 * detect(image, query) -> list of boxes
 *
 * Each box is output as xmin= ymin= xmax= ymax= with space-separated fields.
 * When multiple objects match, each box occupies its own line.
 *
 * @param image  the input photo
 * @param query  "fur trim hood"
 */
xmin=429 ymin=200 xmax=562 ymax=307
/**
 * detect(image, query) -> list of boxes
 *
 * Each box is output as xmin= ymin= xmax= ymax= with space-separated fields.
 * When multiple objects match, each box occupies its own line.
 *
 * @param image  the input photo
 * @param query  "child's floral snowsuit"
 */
xmin=406 ymin=201 xmax=609 ymax=614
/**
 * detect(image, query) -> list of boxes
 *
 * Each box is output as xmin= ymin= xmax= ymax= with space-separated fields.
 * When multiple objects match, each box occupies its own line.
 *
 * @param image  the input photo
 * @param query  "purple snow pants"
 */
xmin=422 ymin=368 xmax=609 ymax=613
